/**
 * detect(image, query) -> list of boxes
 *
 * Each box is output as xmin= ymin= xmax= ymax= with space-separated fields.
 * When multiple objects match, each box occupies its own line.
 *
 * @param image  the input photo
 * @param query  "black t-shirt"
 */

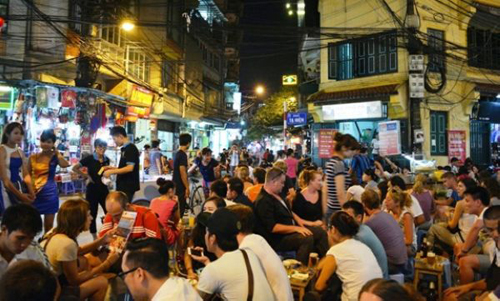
xmin=292 ymin=191 xmax=322 ymax=222
xmin=280 ymin=175 xmax=294 ymax=200
xmin=173 ymin=149 xmax=188 ymax=193
xmin=194 ymin=157 xmax=219 ymax=183
xmin=116 ymin=143 xmax=140 ymax=192
xmin=80 ymin=153 xmax=110 ymax=191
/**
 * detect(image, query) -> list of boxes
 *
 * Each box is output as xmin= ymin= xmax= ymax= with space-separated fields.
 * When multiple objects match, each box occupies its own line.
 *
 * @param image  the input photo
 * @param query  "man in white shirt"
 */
xmin=194 ymin=208 xmax=275 ymax=300
xmin=0 ymin=204 xmax=44 ymax=278
xmin=121 ymin=238 xmax=201 ymax=301
xmin=227 ymin=204 xmax=293 ymax=301
xmin=456 ymin=187 xmax=492 ymax=284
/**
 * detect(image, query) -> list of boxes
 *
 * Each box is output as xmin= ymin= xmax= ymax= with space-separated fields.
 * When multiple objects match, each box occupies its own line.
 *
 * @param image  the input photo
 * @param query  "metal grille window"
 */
xmin=468 ymin=28 xmax=500 ymax=71
xmin=428 ymin=29 xmax=445 ymax=72
xmin=430 ymin=111 xmax=448 ymax=156
xmin=328 ymin=31 xmax=398 ymax=80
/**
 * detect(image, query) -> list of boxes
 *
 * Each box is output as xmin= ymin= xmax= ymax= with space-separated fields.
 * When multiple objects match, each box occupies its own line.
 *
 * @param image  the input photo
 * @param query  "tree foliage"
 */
xmin=247 ymin=86 xmax=298 ymax=141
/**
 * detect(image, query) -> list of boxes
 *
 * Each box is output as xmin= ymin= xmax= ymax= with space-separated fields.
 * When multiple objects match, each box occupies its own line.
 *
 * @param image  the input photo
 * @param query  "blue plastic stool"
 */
xmin=74 ymin=179 xmax=86 ymax=193
xmin=60 ymin=182 xmax=76 ymax=195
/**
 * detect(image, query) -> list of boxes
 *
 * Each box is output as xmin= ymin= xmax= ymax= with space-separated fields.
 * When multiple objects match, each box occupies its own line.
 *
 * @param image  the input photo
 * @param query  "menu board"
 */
xmin=448 ymin=130 xmax=466 ymax=163
xmin=379 ymin=121 xmax=401 ymax=156
xmin=318 ymin=129 xmax=337 ymax=158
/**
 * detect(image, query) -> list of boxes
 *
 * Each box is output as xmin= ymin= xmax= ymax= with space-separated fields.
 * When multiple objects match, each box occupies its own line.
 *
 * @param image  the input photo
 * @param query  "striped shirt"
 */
xmin=99 ymin=205 xmax=162 ymax=240
xmin=350 ymin=154 xmax=373 ymax=181
xmin=325 ymin=156 xmax=351 ymax=211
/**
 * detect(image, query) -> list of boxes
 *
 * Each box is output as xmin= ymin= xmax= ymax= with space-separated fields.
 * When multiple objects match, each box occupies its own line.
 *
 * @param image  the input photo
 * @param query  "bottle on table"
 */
xmin=427 ymin=281 xmax=438 ymax=301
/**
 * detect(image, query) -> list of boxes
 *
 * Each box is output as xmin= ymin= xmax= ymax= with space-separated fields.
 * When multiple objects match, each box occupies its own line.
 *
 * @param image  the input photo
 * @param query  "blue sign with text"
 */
xmin=287 ymin=112 xmax=307 ymax=126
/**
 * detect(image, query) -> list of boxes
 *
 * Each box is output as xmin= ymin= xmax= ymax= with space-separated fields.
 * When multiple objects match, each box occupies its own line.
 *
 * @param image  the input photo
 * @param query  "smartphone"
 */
xmin=188 ymin=247 xmax=204 ymax=257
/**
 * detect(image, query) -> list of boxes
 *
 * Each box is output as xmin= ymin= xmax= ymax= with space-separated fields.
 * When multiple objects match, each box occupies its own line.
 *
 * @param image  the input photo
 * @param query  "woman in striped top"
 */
xmin=324 ymin=133 xmax=360 ymax=221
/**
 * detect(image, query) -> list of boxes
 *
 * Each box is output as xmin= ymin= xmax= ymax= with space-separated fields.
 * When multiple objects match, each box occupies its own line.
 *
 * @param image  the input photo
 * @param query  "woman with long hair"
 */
xmin=28 ymin=130 xmax=70 ymax=233
xmin=410 ymin=173 xmax=435 ymax=230
xmin=293 ymin=169 xmax=323 ymax=226
xmin=315 ymin=211 xmax=382 ymax=300
xmin=150 ymin=178 xmax=180 ymax=246
xmin=480 ymin=177 xmax=500 ymax=206
xmin=385 ymin=187 xmax=417 ymax=256
xmin=40 ymin=199 xmax=119 ymax=301
xmin=324 ymin=133 xmax=359 ymax=220
xmin=0 ymin=122 xmax=35 ymax=213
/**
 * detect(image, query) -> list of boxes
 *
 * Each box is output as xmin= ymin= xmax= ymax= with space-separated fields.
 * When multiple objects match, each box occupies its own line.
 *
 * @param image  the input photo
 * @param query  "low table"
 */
xmin=289 ymin=266 xmax=315 ymax=301
xmin=414 ymin=254 xmax=446 ymax=300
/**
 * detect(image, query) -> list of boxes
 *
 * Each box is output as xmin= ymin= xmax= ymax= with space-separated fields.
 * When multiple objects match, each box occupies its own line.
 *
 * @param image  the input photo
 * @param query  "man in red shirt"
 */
xmin=99 ymin=191 xmax=161 ymax=240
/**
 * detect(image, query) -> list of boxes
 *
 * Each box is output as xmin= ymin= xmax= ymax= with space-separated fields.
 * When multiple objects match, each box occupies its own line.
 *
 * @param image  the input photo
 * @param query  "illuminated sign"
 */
xmin=287 ymin=112 xmax=307 ymax=126
xmin=130 ymin=85 xmax=153 ymax=107
xmin=282 ymin=74 xmax=298 ymax=86
xmin=322 ymin=101 xmax=383 ymax=121
xmin=233 ymin=92 xmax=242 ymax=114
xmin=0 ymin=86 xmax=15 ymax=111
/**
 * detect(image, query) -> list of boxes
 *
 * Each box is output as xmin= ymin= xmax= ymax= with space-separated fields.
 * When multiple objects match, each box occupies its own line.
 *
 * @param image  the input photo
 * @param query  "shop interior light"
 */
xmin=286 ymin=3 xmax=291 ymax=8
xmin=0 ymin=86 xmax=12 ymax=92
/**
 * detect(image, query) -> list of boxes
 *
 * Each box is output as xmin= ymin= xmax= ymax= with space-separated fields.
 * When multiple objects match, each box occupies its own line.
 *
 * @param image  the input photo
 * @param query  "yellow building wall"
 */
xmin=317 ymin=0 xmax=500 ymax=163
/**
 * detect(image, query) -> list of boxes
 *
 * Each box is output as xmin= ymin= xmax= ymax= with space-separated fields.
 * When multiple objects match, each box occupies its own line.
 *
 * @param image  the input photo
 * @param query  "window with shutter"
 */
xmin=430 ymin=111 xmax=448 ymax=156
xmin=326 ymin=30 xmax=398 ymax=81
xmin=428 ymin=29 xmax=445 ymax=72
xmin=328 ymin=43 xmax=337 ymax=80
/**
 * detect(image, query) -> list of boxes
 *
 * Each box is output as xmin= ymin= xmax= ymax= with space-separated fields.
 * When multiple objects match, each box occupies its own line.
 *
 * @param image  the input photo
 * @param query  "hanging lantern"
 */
xmin=0 ymin=18 xmax=5 ymax=28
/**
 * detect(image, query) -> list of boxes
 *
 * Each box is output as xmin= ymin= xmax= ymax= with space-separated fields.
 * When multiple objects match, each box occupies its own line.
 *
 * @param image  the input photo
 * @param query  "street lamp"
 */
xmin=255 ymin=85 xmax=265 ymax=95
xmin=120 ymin=20 xmax=135 ymax=31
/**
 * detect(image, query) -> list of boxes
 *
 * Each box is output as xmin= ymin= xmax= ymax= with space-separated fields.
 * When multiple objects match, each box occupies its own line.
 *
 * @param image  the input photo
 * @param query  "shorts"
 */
xmin=477 ymin=254 xmax=492 ymax=275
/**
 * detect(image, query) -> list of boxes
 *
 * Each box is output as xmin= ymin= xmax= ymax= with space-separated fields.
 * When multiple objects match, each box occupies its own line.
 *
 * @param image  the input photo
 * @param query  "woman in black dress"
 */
xmin=293 ymin=169 xmax=323 ymax=227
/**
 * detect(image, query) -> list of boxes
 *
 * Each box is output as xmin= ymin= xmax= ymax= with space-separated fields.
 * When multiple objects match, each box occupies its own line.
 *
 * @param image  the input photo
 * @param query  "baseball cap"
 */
xmin=206 ymin=208 xmax=241 ymax=238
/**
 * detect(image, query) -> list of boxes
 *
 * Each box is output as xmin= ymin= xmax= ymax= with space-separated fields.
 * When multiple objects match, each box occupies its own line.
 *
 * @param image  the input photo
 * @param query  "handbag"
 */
xmin=7 ymin=180 xmax=29 ymax=205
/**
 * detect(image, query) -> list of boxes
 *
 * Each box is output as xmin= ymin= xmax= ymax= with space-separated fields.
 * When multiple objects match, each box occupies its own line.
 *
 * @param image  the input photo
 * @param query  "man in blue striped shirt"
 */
xmin=350 ymin=147 xmax=374 ymax=182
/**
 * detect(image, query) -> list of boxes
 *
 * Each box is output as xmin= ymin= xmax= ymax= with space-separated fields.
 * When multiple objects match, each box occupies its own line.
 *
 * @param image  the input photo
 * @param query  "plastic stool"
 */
xmin=60 ymin=182 xmax=76 ymax=195
xmin=389 ymin=273 xmax=404 ymax=284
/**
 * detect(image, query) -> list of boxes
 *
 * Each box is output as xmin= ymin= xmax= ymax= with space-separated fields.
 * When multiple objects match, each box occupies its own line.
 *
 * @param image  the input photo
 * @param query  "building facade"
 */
xmin=311 ymin=0 xmax=500 ymax=167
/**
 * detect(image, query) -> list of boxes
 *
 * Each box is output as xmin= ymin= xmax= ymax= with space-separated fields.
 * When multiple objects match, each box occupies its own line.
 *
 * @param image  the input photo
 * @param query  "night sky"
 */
xmin=239 ymin=0 xmax=299 ymax=95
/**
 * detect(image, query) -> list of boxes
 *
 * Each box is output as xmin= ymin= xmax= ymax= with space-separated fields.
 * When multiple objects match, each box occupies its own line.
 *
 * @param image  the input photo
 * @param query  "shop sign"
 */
xmin=379 ymin=120 xmax=401 ymax=156
xmin=322 ymin=101 xmax=383 ymax=121
xmin=282 ymin=74 xmax=298 ymax=86
xmin=0 ymin=86 xmax=15 ymax=111
xmin=287 ymin=112 xmax=307 ymax=126
xmin=130 ymin=85 xmax=153 ymax=107
xmin=126 ymin=106 xmax=150 ymax=119
xmin=448 ymin=130 xmax=466 ymax=164
xmin=318 ymin=129 xmax=337 ymax=159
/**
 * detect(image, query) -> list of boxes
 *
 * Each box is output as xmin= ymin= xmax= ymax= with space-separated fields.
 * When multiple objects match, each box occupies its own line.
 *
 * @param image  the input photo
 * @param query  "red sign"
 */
xmin=448 ymin=130 xmax=466 ymax=164
xmin=318 ymin=129 xmax=337 ymax=159
xmin=379 ymin=121 xmax=401 ymax=156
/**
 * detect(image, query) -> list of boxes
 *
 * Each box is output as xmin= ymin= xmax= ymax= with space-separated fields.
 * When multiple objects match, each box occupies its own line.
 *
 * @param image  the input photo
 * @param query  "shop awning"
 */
xmin=474 ymin=83 xmax=500 ymax=97
xmin=14 ymin=79 xmax=126 ymax=104
xmin=308 ymin=84 xmax=399 ymax=105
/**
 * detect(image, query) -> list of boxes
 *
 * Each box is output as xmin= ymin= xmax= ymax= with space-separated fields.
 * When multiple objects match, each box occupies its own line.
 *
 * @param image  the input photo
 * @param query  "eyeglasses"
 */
xmin=117 ymin=267 xmax=139 ymax=279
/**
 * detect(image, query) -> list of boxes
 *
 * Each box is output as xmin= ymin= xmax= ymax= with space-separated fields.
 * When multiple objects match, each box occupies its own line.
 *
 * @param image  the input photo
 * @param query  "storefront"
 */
xmin=309 ymin=100 xmax=389 ymax=166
